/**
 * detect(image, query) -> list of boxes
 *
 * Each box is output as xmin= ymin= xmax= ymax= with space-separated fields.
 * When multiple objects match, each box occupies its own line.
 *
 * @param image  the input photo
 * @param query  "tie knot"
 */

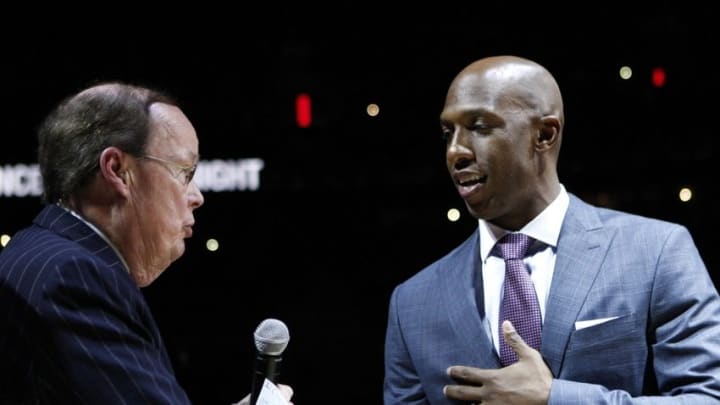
xmin=497 ymin=233 xmax=532 ymax=260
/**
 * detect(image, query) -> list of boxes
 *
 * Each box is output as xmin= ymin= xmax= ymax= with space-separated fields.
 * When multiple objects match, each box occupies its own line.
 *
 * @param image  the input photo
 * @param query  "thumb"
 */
xmin=277 ymin=384 xmax=294 ymax=401
xmin=502 ymin=320 xmax=532 ymax=359
xmin=231 ymin=393 xmax=250 ymax=405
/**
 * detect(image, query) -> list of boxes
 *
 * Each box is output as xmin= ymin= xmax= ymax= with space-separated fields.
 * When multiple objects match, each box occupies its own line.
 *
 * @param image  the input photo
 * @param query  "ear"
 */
xmin=536 ymin=115 xmax=560 ymax=151
xmin=98 ymin=147 xmax=131 ymax=197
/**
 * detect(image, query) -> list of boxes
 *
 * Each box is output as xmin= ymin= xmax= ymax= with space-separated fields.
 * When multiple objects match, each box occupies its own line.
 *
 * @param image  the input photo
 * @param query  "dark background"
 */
xmin=1 ymin=4 xmax=719 ymax=404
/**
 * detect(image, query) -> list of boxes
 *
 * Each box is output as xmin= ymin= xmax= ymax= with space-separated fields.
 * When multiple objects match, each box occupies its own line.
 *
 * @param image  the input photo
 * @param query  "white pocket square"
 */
xmin=574 ymin=316 xmax=619 ymax=330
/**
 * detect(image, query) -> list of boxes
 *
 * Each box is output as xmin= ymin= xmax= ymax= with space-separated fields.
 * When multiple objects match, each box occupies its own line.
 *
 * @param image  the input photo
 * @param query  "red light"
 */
xmin=652 ymin=67 xmax=666 ymax=88
xmin=295 ymin=93 xmax=312 ymax=128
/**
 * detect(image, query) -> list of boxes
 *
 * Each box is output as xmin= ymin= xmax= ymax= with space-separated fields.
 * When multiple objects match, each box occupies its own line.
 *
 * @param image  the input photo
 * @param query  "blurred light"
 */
xmin=595 ymin=192 xmax=611 ymax=207
xmin=619 ymin=66 xmax=633 ymax=80
xmin=447 ymin=208 xmax=461 ymax=222
xmin=678 ymin=187 xmax=692 ymax=202
xmin=652 ymin=67 xmax=666 ymax=88
xmin=1 ymin=234 xmax=10 ymax=247
xmin=0 ymin=163 xmax=42 ymax=197
xmin=295 ymin=93 xmax=312 ymax=128
xmin=366 ymin=103 xmax=380 ymax=117
xmin=206 ymin=238 xmax=219 ymax=252
xmin=195 ymin=159 xmax=264 ymax=192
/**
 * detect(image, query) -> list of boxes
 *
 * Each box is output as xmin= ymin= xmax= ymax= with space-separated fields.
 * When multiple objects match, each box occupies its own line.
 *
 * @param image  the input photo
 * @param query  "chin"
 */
xmin=173 ymin=241 xmax=186 ymax=260
xmin=132 ymin=271 xmax=159 ymax=288
xmin=465 ymin=204 xmax=485 ymax=220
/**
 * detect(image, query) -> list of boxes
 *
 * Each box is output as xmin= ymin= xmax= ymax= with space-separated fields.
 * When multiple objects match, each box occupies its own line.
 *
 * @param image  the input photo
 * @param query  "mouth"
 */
xmin=454 ymin=173 xmax=487 ymax=198
xmin=184 ymin=224 xmax=194 ymax=238
xmin=457 ymin=174 xmax=487 ymax=187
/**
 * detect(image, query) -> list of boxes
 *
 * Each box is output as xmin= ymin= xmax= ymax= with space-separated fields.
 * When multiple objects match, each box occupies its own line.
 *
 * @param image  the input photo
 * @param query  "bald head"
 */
xmin=441 ymin=55 xmax=565 ymax=228
xmin=448 ymin=55 xmax=564 ymax=131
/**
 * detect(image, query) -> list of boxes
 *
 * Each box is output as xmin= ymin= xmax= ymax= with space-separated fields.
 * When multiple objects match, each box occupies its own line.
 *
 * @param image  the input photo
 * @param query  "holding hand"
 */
xmin=233 ymin=384 xmax=294 ymax=405
xmin=443 ymin=321 xmax=552 ymax=405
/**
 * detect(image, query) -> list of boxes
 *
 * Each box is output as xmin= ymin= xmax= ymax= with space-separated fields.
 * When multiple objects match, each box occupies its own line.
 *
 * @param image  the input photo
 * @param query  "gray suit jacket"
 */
xmin=384 ymin=194 xmax=720 ymax=404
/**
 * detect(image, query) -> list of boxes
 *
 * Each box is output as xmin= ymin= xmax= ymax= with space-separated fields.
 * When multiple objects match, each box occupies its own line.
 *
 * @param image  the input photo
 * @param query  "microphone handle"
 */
xmin=250 ymin=353 xmax=282 ymax=405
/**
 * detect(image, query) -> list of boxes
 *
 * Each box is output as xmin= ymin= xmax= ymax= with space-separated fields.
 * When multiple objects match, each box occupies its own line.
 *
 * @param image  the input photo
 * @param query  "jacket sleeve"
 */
xmin=384 ymin=285 xmax=430 ymax=405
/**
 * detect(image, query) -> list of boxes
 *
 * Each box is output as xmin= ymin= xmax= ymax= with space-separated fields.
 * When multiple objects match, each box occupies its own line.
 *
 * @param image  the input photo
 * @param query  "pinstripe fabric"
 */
xmin=0 ymin=204 xmax=191 ymax=404
xmin=384 ymin=193 xmax=720 ymax=404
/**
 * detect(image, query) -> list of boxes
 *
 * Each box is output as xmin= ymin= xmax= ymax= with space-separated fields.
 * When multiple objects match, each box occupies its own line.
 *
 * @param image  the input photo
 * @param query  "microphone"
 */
xmin=250 ymin=318 xmax=290 ymax=405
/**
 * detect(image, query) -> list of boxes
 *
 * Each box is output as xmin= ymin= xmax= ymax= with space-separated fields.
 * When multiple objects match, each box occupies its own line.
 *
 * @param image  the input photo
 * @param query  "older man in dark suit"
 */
xmin=0 ymin=83 xmax=293 ymax=404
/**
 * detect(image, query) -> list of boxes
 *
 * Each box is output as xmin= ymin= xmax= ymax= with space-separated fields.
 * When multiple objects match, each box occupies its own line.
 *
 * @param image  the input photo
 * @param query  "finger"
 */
xmin=502 ymin=320 xmax=531 ymax=359
xmin=443 ymin=383 xmax=483 ymax=401
xmin=447 ymin=365 xmax=472 ymax=382
xmin=447 ymin=365 xmax=490 ymax=384
xmin=232 ymin=393 xmax=250 ymax=405
xmin=277 ymin=384 xmax=294 ymax=400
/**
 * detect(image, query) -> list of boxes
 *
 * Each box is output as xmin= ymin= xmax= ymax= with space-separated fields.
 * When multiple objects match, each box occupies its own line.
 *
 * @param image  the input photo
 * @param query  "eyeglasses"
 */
xmin=138 ymin=154 xmax=198 ymax=187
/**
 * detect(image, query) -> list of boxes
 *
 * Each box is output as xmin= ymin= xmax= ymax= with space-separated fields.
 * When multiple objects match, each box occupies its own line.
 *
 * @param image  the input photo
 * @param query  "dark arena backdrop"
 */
xmin=1 ymin=4 xmax=718 ymax=404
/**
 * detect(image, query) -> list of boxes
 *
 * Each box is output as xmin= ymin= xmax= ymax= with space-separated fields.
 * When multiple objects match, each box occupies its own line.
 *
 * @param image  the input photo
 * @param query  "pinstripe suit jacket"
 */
xmin=384 ymin=194 xmax=720 ymax=404
xmin=0 ymin=204 xmax=191 ymax=404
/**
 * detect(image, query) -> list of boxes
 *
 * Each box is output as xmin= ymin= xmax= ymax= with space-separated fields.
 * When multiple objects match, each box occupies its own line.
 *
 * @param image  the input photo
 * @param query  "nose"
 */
xmin=446 ymin=130 xmax=473 ymax=170
xmin=188 ymin=181 xmax=204 ymax=209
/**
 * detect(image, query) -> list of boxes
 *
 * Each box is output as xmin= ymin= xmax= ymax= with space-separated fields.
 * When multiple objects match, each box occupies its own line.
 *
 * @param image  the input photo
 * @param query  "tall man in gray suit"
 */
xmin=383 ymin=55 xmax=720 ymax=404
xmin=0 ymin=83 xmax=293 ymax=404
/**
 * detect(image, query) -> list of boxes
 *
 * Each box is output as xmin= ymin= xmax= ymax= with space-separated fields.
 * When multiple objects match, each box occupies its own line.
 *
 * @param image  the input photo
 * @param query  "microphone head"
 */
xmin=253 ymin=318 xmax=290 ymax=356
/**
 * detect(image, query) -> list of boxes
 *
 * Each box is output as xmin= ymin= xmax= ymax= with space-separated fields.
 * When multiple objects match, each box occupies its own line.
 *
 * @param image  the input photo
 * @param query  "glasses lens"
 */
xmin=185 ymin=166 xmax=197 ymax=185
xmin=141 ymin=155 xmax=196 ymax=186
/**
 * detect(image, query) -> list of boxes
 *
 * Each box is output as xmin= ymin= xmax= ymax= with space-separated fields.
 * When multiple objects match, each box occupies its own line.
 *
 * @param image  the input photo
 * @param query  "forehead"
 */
xmin=442 ymin=69 xmax=535 ymax=121
xmin=441 ymin=73 xmax=502 ymax=122
xmin=147 ymin=103 xmax=199 ymax=160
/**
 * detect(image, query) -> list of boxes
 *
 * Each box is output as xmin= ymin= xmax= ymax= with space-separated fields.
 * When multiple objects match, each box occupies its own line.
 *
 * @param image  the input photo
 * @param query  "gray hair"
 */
xmin=37 ymin=82 xmax=177 ymax=203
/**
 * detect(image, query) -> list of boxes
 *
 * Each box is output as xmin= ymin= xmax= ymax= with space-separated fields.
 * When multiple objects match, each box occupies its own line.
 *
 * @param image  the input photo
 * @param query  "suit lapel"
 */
xmin=542 ymin=194 xmax=611 ymax=376
xmin=441 ymin=231 xmax=502 ymax=368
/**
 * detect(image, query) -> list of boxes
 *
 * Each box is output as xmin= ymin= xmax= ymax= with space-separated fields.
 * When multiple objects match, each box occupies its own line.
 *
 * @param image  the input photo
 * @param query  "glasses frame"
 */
xmin=138 ymin=154 xmax=198 ymax=187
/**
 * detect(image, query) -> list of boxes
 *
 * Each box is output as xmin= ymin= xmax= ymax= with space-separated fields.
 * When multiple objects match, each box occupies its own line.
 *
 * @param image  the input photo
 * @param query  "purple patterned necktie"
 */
xmin=497 ymin=233 xmax=542 ymax=366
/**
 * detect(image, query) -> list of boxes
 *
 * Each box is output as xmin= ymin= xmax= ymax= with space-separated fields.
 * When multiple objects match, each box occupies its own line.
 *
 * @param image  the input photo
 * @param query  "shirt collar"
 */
xmin=56 ymin=202 xmax=131 ymax=274
xmin=479 ymin=184 xmax=570 ymax=261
